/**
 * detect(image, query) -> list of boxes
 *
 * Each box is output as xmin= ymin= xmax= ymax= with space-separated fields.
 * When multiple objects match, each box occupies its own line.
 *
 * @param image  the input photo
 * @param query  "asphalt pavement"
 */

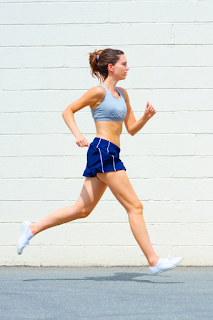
xmin=0 ymin=266 xmax=212 ymax=320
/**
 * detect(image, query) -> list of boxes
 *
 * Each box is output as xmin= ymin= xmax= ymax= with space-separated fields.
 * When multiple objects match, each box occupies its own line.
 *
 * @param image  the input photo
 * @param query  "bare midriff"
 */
xmin=95 ymin=121 xmax=123 ymax=148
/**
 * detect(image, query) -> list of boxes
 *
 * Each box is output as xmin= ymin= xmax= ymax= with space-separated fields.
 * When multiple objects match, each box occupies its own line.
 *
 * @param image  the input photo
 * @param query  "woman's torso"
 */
xmin=90 ymin=84 xmax=127 ymax=147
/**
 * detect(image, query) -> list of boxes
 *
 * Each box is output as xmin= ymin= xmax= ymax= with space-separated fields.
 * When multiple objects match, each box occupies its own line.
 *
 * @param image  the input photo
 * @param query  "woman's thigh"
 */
xmin=97 ymin=170 xmax=142 ymax=213
xmin=75 ymin=177 xmax=107 ymax=214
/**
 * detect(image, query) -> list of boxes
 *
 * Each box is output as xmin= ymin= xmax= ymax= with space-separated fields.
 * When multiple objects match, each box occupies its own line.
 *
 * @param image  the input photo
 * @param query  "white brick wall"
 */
xmin=0 ymin=0 xmax=213 ymax=266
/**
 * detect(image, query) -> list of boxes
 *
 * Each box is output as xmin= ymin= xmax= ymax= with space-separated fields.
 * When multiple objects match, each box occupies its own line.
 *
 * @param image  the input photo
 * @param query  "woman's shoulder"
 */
xmin=117 ymin=87 xmax=129 ymax=101
xmin=86 ymin=85 xmax=106 ymax=109
xmin=87 ymin=85 xmax=106 ymax=99
xmin=117 ymin=87 xmax=127 ymax=94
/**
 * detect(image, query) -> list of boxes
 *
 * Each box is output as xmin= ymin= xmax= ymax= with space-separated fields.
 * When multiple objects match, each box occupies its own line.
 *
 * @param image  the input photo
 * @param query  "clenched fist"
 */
xmin=144 ymin=102 xmax=156 ymax=120
xmin=75 ymin=135 xmax=90 ymax=148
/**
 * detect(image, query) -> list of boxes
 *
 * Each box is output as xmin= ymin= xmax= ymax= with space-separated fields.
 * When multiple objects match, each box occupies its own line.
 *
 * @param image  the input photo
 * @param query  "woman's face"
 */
xmin=109 ymin=55 xmax=129 ymax=80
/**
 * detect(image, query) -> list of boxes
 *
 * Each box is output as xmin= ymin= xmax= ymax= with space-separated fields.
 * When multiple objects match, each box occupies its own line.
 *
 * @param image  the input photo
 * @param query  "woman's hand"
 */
xmin=144 ymin=102 xmax=156 ymax=120
xmin=75 ymin=135 xmax=90 ymax=148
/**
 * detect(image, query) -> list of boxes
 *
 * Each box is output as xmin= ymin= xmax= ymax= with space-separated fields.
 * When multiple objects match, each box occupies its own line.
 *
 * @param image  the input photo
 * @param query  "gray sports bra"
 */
xmin=91 ymin=84 xmax=127 ymax=122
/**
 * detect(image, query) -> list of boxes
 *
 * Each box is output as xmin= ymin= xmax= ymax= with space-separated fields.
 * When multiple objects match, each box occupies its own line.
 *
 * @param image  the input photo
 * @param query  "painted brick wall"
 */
xmin=0 ymin=0 xmax=213 ymax=266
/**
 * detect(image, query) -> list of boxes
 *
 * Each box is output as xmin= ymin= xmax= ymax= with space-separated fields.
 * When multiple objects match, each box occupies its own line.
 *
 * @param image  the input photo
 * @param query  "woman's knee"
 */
xmin=81 ymin=209 xmax=92 ymax=218
xmin=78 ymin=206 xmax=93 ymax=219
xmin=128 ymin=201 xmax=143 ymax=217
xmin=72 ymin=199 xmax=94 ymax=219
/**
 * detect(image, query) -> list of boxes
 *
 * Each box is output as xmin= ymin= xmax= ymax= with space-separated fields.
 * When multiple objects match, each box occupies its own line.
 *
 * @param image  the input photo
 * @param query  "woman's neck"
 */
xmin=103 ymin=77 xmax=118 ymax=92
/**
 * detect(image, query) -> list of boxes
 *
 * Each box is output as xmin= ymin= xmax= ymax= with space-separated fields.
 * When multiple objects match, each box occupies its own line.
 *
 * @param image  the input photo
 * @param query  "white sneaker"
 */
xmin=149 ymin=255 xmax=182 ymax=275
xmin=17 ymin=221 xmax=32 ymax=255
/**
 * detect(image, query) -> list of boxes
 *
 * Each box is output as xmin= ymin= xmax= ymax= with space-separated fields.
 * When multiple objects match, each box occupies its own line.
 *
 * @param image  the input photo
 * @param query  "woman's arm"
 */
xmin=119 ymin=88 xmax=156 ymax=136
xmin=62 ymin=86 xmax=104 ymax=147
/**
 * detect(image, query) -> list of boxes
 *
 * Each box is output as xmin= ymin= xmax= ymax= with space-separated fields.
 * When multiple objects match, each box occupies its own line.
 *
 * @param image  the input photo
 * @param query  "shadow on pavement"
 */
xmin=24 ymin=272 xmax=183 ymax=284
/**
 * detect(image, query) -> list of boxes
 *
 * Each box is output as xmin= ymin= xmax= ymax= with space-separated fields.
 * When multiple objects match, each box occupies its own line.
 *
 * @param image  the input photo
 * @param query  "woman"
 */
xmin=17 ymin=48 xmax=182 ymax=275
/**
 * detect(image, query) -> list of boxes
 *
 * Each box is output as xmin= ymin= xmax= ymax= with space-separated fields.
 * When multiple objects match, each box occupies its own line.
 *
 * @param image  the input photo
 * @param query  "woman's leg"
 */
xmin=97 ymin=170 xmax=159 ymax=267
xmin=30 ymin=177 xmax=107 ymax=236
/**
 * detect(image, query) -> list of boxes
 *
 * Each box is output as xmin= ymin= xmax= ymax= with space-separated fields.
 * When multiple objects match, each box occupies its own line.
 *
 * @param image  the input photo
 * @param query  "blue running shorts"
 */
xmin=83 ymin=137 xmax=126 ymax=178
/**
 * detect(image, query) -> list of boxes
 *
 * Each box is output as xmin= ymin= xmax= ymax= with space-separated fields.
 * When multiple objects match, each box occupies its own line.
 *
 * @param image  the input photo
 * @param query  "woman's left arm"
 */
xmin=119 ymin=88 xmax=156 ymax=136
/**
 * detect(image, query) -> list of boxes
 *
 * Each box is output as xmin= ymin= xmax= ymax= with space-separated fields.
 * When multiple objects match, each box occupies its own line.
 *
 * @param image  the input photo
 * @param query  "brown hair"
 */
xmin=89 ymin=48 xmax=124 ymax=82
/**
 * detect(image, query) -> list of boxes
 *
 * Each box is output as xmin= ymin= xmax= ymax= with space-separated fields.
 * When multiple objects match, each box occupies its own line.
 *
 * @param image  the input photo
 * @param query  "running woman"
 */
xmin=17 ymin=48 xmax=182 ymax=275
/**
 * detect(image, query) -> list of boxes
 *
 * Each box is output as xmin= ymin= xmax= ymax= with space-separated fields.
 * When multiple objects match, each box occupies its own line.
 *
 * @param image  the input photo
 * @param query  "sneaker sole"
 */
xmin=151 ymin=257 xmax=183 ymax=275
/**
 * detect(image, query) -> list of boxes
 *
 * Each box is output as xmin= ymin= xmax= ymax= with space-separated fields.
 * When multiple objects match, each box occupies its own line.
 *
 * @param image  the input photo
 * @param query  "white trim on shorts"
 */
xmin=112 ymin=155 xmax=116 ymax=171
xmin=107 ymin=141 xmax=116 ymax=171
xmin=107 ymin=141 xmax=110 ymax=154
xmin=96 ymin=138 xmax=104 ymax=173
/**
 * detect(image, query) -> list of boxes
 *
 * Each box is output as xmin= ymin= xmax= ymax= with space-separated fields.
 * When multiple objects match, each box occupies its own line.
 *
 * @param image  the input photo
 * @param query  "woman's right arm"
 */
xmin=62 ymin=86 xmax=104 ymax=147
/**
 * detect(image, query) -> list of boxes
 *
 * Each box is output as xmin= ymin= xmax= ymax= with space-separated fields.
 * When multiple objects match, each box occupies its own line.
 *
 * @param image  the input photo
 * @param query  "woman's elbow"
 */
xmin=127 ymin=128 xmax=136 ymax=136
xmin=128 ymin=129 xmax=135 ymax=136
xmin=62 ymin=107 xmax=70 ymax=118
xmin=62 ymin=110 xmax=66 ymax=119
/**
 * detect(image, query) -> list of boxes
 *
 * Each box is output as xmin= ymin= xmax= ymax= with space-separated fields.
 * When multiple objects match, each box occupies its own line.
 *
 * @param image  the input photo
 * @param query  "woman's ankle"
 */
xmin=148 ymin=256 xmax=160 ymax=267
xmin=29 ymin=223 xmax=37 ymax=236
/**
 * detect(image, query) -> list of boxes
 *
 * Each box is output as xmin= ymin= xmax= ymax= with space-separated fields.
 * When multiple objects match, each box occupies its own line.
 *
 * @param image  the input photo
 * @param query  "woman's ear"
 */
xmin=108 ymin=63 xmax=114 ymax=73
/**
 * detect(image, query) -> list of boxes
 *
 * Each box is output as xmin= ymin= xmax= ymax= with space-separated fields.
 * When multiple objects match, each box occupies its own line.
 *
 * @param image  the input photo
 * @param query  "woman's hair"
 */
xmin=89 ymin=48 xmax=124 ymax=82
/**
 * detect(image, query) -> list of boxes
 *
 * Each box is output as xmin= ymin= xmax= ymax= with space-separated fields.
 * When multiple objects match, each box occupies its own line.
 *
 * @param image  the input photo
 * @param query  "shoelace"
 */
xmin=167 ymin=255 xmax=175 ymax=260
xmin=160 ymin=255 xmax=175 ymax=265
